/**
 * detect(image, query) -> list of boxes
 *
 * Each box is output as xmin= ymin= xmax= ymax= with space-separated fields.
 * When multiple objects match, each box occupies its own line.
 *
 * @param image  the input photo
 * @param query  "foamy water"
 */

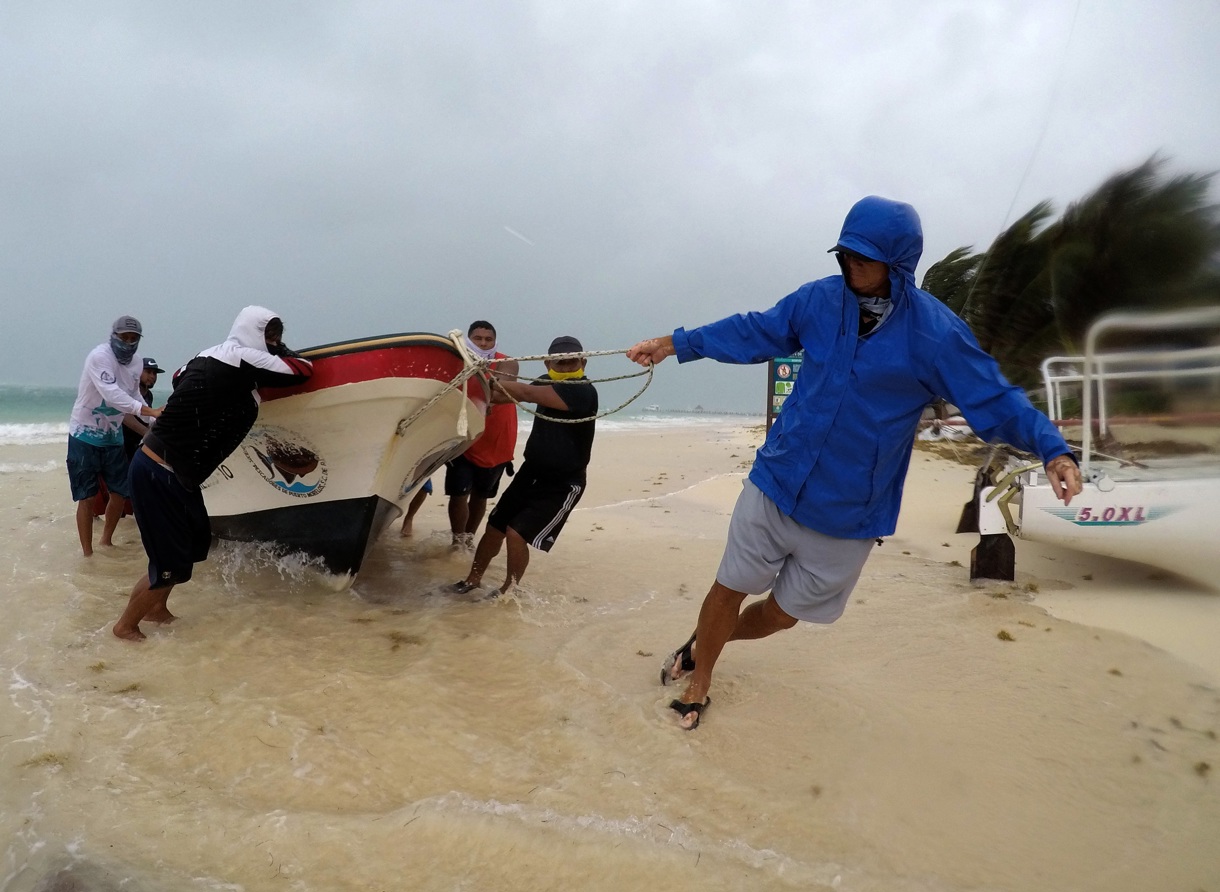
xmin=1 ymin=431 xmax=849 ymax=892
xmin=5 ymin=427 xmax=1218 ymax=892
xmin=0 ymin=422 xmax=68 ymax=448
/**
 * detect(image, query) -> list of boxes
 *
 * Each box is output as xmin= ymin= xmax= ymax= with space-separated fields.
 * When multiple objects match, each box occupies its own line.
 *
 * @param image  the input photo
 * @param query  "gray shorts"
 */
xmin=716 ymin=479 xmax=874 ymax=623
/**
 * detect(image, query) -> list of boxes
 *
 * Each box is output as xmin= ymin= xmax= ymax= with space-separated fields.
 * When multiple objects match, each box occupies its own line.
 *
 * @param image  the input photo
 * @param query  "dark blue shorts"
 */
xmin=129 ymin=449 xmax=212 ymax=589
xmin=66 ymin=436 xmax=130 ymax=501
xmin=486 ymin=465 xmax=583 ymax=552
xmin=444 ymin=453 xmax=508 ymax=499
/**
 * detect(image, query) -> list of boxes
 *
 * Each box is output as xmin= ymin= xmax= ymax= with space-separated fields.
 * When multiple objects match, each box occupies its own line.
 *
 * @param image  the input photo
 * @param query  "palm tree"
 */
xmin=922 ymin=157 xmax=1220 ymax=389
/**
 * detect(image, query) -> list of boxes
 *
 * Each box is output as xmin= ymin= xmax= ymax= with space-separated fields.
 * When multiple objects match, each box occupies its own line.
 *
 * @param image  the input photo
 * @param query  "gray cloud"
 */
xmin=3 ymin=0 xmax=1218 ymax=411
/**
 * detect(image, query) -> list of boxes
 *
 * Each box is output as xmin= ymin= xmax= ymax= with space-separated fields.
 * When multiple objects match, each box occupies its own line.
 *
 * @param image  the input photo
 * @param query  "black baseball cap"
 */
xmin=548 ymin=335 xmax=583 ymax=354
xmin=143 ymin=358 xmax=165 ymax=373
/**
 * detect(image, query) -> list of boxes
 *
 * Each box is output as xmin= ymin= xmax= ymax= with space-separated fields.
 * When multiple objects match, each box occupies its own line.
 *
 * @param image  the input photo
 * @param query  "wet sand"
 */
xmin=1 ymin=425 xmax=1217 ymax=892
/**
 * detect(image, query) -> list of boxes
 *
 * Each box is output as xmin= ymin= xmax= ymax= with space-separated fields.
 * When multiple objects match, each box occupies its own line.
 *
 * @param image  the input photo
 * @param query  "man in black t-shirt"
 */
xmin=451 ymin=335 xmax=597 ymax=597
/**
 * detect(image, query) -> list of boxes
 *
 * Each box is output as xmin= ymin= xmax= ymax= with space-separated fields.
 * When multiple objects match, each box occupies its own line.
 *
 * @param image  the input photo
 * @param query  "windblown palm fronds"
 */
xmin=921 ymin=157 xmax=1220 ymax=389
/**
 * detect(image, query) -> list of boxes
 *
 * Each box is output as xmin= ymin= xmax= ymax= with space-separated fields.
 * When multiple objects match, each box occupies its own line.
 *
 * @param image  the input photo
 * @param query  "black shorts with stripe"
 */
xmin=486 ymin=462 xmax=584 ymax=552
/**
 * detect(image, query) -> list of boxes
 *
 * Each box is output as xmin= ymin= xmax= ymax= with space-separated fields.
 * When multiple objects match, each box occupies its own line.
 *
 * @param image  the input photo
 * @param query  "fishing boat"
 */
xmin=200 ymin=331 xmax=490 ymax=583
xmin=962 ymin=306 xmax=1220 ymax=590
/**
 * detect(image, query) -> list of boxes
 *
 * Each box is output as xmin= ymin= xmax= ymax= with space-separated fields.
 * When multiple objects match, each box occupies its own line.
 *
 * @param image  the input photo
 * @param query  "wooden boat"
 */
xmin=963 ymin=306 xmax=1220 ymax=590
xmin=200 ymin=332 xmax=489 ymax=583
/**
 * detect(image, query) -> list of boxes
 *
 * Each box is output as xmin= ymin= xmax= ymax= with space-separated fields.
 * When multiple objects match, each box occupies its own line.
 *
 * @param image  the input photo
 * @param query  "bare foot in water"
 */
xmin=146 ymin=609 xmax=177 ymax=624
xmin=112 ymin=623 xmax=146 ymax=642
xmin=400 ymin=518 xmax=413 ymax=537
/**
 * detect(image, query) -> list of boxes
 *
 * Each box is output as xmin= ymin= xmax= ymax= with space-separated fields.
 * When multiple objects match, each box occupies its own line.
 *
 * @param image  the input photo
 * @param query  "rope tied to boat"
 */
xmin=394 ymin=333 xmax=654 ymax=436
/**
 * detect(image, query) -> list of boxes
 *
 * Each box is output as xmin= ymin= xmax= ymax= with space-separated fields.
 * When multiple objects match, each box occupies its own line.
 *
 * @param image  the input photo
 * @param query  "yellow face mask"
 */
xmin=547 ymin=367 xmax=585 ymax=381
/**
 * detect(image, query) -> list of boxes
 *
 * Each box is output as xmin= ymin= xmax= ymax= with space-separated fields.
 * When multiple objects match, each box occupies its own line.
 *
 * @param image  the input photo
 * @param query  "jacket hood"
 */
xmin=226 ymin=306 xmax=281 ymax=351
xmin=831 ymin=196 xmax=924 ymax=295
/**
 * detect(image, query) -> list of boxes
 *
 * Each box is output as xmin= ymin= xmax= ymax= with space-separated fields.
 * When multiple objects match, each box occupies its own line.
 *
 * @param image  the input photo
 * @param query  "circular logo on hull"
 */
xmin=242 ymin=426 xmax=328 ymax=498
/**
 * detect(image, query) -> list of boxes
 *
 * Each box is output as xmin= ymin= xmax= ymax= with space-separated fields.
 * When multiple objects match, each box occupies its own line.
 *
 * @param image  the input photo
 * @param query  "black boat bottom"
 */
xmin=210 ymin=495 xmax=400 ymax=577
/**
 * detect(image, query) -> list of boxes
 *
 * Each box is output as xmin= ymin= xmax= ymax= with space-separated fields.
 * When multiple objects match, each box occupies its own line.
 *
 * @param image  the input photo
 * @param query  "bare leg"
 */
xmin=399 ymin=486 xmax=430 ymax=536
xmin=730 ymin=593 xmax=799 ymax=641
xmin=448 ymin=493 xmax=471 ymax=546
xmin=674 ymin=584 xmax=797 ymax=729
xmin=113 ymin=576 xmax=175 ymax=641
xmin=146 ymin=588 xmax=177 ymax=624
xmin=462 ymin=526 xmax=505 ymax=587
xmin=99 ymin=492 xmax=124 ymax=547
xmin=76 ymin=500 xmax=95 ymax=557
xmin=466 ymin=495 xmax=490 ymax=537
xmin=498 ymin=527 xmax=530 ymax=596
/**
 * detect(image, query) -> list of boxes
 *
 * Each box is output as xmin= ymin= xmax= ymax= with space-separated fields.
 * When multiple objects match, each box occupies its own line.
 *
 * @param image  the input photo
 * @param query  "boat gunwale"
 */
xmin=299 ymin=331 xmax=462 ymax=360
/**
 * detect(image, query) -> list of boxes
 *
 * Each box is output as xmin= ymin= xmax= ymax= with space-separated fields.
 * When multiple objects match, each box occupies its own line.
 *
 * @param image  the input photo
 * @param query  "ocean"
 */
xmin=0 ymin=385 xmax=77 ymax=444
xmin=0 ymin=383 xmax=762 ymax=448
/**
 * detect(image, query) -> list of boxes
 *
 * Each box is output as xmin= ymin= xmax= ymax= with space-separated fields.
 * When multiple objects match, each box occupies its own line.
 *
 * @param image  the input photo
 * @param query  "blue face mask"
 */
xmin=110 ymin=334 xmax=138 ymax=365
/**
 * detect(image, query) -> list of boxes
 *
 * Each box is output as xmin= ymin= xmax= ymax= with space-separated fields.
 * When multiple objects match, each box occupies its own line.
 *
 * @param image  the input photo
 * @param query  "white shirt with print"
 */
xmin=69 ymin=343 xmax=145 ymax=446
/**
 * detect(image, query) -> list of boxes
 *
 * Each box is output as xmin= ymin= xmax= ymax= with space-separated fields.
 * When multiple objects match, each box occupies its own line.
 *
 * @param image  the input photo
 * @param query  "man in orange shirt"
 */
xmin=401 ymin=321 xmax=520 ymax=547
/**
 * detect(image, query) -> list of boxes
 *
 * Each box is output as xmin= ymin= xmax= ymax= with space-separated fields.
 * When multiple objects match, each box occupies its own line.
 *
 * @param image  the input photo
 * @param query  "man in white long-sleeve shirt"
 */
xmin=67 ymin=315 xmax=162 ymax=556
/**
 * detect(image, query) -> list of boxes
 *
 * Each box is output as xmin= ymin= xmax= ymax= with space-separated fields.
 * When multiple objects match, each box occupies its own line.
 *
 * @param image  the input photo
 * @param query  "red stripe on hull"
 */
xmin=258 ymin=335 xmax=488 ymax=412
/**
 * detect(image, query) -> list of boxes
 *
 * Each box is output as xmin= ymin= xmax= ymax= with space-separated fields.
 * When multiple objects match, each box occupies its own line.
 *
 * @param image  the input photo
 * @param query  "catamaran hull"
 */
xmin=201 ymin=334 xmax=488 ymax=581
xmin=965 ymin=307 xmax=1220 ymax=592
xmin=1015 ymin=474 xmax=1220 ymax=590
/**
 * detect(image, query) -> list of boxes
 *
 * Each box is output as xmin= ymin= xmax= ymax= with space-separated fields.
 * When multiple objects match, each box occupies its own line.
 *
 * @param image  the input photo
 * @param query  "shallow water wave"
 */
xmin=0 ymin=460 xmax=59 ymax=474
xmin=0 ymin=423 xmax=67 ymax=447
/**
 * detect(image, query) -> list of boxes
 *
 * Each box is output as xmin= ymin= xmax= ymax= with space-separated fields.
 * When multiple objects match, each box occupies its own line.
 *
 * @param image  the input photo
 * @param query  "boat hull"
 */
xmin=210 ymin=494 xmax=401 ymax=577
xmin=1015 ymin=467 xmax=1220 ymax=590
xmin=201 ymin=333 xmax=488 ymax=580
xmin=966 ymin=307 xmax=1220 ymax=591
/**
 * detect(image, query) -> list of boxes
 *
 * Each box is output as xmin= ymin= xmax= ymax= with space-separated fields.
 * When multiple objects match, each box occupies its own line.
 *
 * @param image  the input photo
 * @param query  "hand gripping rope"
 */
xmin=395 ymin=330 xmax=655 ymax=437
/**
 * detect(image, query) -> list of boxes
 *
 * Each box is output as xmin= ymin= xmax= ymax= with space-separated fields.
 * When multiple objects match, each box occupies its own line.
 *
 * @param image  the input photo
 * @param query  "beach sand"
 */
xmin=1 ymin=424 xmax=1217 ymax=892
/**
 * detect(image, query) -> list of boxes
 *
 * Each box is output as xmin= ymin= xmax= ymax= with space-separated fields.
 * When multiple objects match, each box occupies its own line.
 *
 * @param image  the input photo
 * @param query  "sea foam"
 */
xmin=0 ymin=423 xmax=67 ymax=447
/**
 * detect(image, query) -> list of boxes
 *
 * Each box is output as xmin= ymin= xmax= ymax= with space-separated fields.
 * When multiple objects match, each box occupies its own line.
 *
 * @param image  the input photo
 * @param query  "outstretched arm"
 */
xmin=626 ymin=335 xmax=675 ymax=366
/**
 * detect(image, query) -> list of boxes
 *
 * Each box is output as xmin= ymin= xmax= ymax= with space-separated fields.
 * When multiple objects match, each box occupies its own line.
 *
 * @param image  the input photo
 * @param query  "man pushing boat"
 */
xmin=113 ymin=307 xmax=313 ymax=641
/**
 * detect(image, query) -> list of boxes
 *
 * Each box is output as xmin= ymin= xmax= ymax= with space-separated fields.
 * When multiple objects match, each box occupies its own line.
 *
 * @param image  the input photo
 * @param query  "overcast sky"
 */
xmin=3 ymin=0 xmax=1218 ymax=412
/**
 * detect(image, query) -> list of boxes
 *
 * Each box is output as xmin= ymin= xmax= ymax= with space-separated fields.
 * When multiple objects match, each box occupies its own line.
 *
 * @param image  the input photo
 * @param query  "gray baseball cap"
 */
xmin=112 ymin=315 xmax=143 ymax=335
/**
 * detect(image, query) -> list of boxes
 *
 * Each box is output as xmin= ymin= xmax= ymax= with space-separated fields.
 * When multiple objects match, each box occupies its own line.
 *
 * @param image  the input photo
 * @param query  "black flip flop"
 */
xmin=660 ymin=631 xmax=697 ymax=686
xmin=669 ymin=697 xmax=710 ymax=730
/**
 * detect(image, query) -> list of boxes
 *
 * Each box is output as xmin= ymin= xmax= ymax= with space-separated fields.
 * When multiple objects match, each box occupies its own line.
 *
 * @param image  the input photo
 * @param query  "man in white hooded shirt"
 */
xmin=68 ymin=315 xmax=162 ymax=556
xmin=113 ymin=307 xmax=313 ymax=641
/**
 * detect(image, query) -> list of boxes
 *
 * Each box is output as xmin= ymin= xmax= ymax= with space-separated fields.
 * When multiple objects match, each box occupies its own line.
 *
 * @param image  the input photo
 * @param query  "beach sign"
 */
xmin=767 ymin=353 xmax=802 ymax=429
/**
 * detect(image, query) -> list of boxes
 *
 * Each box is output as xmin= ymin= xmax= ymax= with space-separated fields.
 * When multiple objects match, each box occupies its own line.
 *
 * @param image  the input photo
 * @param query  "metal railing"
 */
xmin=1039 ymin=306 xmax=1220 ymax=473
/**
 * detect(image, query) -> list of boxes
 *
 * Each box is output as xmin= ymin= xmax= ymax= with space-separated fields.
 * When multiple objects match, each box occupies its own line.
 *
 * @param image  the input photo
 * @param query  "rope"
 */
xmin=395 ymin=335 xmax=655 ymax=434
xmin=395 ymin=332 xmax=484 ymax=437
xmin=490 ymin=345 xmax=654 ymax=423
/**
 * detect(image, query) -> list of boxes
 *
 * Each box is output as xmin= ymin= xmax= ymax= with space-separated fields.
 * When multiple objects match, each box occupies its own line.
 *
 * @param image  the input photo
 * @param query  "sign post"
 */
xmin=767 ymin=354 xmax=802 ymax=430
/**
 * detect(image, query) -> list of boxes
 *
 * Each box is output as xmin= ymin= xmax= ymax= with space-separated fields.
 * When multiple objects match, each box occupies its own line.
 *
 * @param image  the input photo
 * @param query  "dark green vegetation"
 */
xmin=922 ymin=157 xmax=1220 ymax=391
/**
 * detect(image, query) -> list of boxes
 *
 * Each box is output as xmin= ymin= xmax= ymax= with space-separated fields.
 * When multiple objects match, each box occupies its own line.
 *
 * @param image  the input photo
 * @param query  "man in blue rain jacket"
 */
xmin=627 ymin=195 xmax=1082 ymax=730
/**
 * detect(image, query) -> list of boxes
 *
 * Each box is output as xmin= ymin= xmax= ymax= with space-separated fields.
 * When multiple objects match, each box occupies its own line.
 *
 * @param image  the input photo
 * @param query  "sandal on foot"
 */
xmin=669 ymin=697 xmax=710 ymax=731
xmin=449 ymin=580 xmax=478 ymax=594
xmin=660 ymin=631 xmax=697 ymax=686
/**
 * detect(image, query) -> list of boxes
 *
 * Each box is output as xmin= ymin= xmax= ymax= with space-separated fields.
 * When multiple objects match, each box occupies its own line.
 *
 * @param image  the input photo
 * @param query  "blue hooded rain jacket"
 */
xmin=672 ymin=195 xmax=1072 ymax=540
